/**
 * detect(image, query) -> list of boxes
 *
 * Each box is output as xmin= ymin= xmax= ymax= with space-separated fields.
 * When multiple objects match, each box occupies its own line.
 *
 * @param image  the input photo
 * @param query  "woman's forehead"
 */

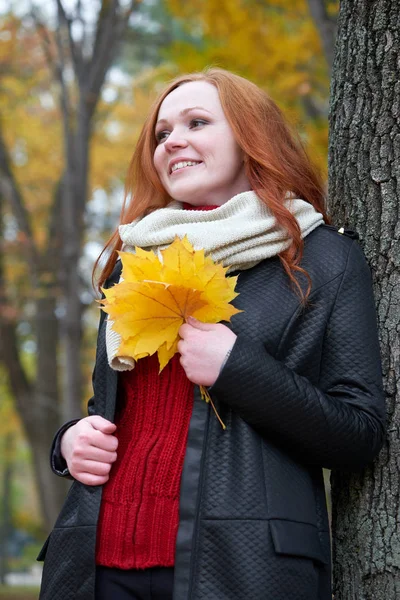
xmin=157 ymin=81 xmax=222 ymax=121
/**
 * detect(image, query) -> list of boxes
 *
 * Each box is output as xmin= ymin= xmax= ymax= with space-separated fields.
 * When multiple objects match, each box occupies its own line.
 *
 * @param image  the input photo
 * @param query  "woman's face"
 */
xmin=153 ymin=81 xmax=251 ymax=206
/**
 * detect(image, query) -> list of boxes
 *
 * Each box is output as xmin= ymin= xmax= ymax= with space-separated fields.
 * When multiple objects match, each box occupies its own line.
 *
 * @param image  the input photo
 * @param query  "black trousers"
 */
xmin=95 ymin=566 xmax=174 ymax=600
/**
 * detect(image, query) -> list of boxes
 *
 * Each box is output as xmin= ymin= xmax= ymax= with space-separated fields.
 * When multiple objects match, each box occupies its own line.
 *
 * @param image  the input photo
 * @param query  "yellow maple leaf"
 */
xmin=100 ymin=236 xmax=242 ymax=372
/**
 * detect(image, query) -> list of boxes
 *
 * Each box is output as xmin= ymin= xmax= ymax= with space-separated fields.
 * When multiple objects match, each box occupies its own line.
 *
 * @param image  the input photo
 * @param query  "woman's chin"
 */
xmin=168 ymin=190 xmax=205 ymax=205
xmin=167 ymin=187 xmax=220 ymax=206
xmin=179 ymin=198 xmax=206 ymax=206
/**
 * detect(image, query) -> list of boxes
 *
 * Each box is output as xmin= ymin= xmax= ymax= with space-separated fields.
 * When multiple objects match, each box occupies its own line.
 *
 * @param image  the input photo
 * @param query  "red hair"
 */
xmin=94 ymin=68 xmax=329 ymax=298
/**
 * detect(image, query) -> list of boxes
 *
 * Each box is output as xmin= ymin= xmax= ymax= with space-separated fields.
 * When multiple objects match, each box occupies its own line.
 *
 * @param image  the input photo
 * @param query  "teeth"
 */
xmin=171 ymin=161 xmax=200 ymax=173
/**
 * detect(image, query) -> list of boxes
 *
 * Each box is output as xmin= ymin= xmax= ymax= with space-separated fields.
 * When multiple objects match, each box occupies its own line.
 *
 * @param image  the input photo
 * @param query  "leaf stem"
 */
xmin=199 ymin=385 xmax=226 ymax=430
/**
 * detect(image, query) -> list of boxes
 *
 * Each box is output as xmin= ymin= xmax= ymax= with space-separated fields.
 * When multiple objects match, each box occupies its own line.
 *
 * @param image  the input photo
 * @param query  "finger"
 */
xmin=178 ymin=323 xmax=191 ymax=339
xmin=187 ymin=316 xmax=214 ymax=330
xmin=80 ymin=460 xmax=113 ymax=477
xmin=73 ymin=429 xmax=118 ymax=454
xmin=177 ymin=339 xmax=186 ymax=355
xmin=81 ymin=447 xmax=118 ymax=463
xmin=91 ymin=430 xmax=118 ymax=452
xmin=85 ymin=416 xmax=117 ymax=434
xmin=75 ymin=472 xmax=110 ymax=486
xmin=70 ymin=457 xmax=111 ymax=477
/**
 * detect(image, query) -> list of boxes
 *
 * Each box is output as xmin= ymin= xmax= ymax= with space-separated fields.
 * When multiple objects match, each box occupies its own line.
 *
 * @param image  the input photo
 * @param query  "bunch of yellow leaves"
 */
xmin=100 ymin=236 xmax=241 ymax=429
xmin=100 ymin=236 xmax=241 ymax=372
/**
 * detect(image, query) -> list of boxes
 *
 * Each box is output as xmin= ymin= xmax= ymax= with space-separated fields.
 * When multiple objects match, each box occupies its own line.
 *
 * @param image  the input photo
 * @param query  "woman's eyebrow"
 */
xmin=156 ymin=106 xmax=213 ymax=126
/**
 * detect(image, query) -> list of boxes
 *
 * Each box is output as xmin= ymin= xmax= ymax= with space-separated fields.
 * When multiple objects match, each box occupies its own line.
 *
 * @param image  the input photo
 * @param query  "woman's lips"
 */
xmin=170 ymin=160 xmax=203 ymax=175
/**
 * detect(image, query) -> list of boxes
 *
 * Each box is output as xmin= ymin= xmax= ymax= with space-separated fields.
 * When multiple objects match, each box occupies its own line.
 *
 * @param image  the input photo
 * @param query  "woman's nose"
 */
xmin=164 ymin=130 xmax=188 ymax=152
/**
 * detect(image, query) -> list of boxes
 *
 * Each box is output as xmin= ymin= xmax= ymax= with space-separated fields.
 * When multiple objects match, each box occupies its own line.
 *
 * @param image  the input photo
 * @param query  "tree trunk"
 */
xmin=59 ymin=132 xmax=86 ymax=422
xmin=33 ymin=292 xmax=70 ymax=526
xmin=329 ymin=1 xmax=400 ymax=598
xmin=1 ymin=291 xmax=69 ymax=531
xmin=0 ymin=433 xmax=13 ymax=585
xmin=307 ymin=0 xmax=337 ymax=71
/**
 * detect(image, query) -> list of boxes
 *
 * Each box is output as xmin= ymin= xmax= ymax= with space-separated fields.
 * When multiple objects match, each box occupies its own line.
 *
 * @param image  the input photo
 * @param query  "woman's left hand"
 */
xmin=178 ymin=317 xmax=237 ymax=386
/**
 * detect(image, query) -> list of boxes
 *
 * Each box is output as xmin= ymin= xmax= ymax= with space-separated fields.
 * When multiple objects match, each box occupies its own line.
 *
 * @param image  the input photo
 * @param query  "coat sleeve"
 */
xmin=49 ymin=260 xmax=122 ymax=477
xmin=211 ymin=240 xmax=386 ymax=471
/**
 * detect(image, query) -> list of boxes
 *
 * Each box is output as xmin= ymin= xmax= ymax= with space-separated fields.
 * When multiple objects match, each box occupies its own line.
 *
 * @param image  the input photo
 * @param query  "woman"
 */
xmin=38 ymin=68 xmax=385 ymax=600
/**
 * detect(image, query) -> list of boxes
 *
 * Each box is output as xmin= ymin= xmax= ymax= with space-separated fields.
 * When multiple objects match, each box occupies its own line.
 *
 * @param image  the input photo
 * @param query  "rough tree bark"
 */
xmin=0 ymin=0 xmax=137 ymax=531
xmin=329 ymin=1 xmax=399 ymax=598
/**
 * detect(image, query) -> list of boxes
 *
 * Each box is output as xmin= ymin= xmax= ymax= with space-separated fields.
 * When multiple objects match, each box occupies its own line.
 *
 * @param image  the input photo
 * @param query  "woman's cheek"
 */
xmin=153 ymin=147 xmax=164 ymax=179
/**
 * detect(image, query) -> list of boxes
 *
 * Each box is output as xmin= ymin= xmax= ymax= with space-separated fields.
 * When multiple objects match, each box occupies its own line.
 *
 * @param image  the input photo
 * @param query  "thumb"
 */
xmin=86 ymin=415 xmax=117 ymax=434
xmin=187 ymin=316 xmax=214 ymax=330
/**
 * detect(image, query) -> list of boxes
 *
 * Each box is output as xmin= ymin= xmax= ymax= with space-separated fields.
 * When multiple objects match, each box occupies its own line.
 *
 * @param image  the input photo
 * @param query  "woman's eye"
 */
xmin=155 ymin=119 xmax=207 ymax=143
xmin=156 ymin=130 xmax=169 ymax=143
xmin=190 ymin=119 xmax=207 ymax=128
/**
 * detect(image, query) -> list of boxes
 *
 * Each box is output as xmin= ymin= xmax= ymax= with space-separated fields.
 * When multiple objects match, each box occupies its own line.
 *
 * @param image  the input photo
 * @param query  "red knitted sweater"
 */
xmin=96 ymin=203 xmax=217 ymax=569
xmin=96 ymin=353 xmax=194 ymax=568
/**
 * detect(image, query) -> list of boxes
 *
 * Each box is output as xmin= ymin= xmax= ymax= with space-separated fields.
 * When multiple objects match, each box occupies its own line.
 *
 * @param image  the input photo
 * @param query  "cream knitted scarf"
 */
xmin=106 ymin=190 xmax=324 ymax=370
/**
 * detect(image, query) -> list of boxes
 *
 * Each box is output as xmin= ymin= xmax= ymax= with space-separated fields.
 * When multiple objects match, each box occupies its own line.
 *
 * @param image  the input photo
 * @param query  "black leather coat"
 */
xmin=38 ymin=225 xmax=386 ymax=600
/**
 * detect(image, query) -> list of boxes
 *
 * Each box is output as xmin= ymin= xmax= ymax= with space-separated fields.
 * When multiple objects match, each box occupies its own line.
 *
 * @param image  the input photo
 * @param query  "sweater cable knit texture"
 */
xmin=96 ymin=353 xmax=194 ymax=568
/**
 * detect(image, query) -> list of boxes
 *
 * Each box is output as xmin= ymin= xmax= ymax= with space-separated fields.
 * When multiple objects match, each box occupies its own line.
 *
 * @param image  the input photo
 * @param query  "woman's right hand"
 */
xmin=60 ymin=416 xmax=118 ymax=486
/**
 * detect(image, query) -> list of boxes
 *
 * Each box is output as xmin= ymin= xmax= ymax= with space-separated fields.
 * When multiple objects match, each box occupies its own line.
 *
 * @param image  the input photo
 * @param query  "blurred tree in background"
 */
xmin=0 ymin=0 xmax=336 ymax=569
xmin=0 ymin=377 xmax=41 ymax=584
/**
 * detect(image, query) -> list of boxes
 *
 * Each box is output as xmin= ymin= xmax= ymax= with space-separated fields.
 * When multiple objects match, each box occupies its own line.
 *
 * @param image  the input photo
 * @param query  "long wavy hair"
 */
xmin=94 ymin=68 xmax=329 ymax=298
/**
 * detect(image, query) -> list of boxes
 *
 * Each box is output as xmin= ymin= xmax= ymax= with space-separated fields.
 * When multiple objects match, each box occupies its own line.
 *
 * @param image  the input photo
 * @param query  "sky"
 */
xmin=0 ymin=0 xmax=134 ymax=20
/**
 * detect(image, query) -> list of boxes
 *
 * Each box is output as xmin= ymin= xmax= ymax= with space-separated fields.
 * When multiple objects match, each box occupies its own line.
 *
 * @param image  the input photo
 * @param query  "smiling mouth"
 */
xmin=170 ymin=160 xmax=202 ymax=174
